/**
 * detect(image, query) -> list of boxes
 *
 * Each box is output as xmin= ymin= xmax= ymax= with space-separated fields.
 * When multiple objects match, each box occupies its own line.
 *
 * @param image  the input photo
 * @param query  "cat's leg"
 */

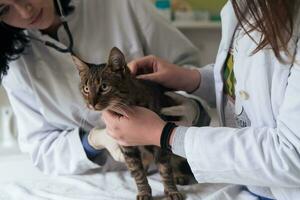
xmin=154 ymin=148 xmax=184 ymax=200
xmin=172 ymin=168 xmax=192 ymax=186
xmin=121 ymin=146 xmax=152 ymax=200
xmin=171 ymin=155 xmax=196 ymax=185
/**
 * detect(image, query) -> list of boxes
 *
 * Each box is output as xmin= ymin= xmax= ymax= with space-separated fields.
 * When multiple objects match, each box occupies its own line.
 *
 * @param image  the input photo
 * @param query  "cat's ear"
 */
xmin=108 ymin=47 xmax=126 ymax=72
xmin=72 ymin=56 xmax=89 ymax=74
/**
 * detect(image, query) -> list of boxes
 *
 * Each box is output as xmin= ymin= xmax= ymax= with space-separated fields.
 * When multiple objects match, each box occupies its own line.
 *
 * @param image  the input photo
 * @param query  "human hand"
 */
xmin=88 ymin=128 xmax=125 ymax=162
xmin=102 ymin=106 xmax=166 ymax=147
xmin=161 ymin=92 xmax=200 ymax=126
xmin=128 ymin=55 xmax=201 ymax=93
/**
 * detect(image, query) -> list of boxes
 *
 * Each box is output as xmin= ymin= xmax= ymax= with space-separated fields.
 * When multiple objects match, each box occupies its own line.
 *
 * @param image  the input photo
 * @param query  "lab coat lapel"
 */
xmin=214 ymin=1 xmax=238 ymax=125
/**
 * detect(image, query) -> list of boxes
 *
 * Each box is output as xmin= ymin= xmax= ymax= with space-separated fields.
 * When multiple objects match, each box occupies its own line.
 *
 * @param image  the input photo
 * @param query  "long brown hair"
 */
xmin=231 ymin=0 xmax=298 ymax=62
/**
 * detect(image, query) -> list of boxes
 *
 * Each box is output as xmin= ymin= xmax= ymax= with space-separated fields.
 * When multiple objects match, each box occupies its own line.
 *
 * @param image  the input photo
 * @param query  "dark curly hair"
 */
xmin=0 ymin=0 xmax=74 ymax=82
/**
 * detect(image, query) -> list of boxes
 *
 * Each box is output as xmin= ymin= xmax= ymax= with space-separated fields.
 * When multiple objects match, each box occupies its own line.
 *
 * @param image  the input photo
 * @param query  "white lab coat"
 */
xmin=2 ymin=0 xmax=201 ymax=175
xmin=185 ymin=1 xmax=300 ymax=200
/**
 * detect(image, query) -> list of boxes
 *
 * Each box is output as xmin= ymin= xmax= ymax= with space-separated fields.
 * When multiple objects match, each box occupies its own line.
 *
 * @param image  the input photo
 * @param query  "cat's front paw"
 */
xmin=167 ymin=191 xmax=184 ymax=200
xmin=174 ymin=175 xmax=190 ymax=185
xmin=136 ymin=193 xmax=152 ymax=200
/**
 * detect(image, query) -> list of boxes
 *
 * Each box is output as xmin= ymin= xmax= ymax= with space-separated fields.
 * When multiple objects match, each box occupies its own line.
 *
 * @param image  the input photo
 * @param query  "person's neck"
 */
xmin=41 ymin=16 xmax=62 ymax=40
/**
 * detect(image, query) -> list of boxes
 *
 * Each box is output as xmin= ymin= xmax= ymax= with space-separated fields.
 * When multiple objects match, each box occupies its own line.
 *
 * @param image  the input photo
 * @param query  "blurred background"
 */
xmin=148 ymin=0 xmax=226 ymax=65
xmin=151 ymin=0 xmax=226 ymax=22
xmin=185 ymin=0 xmax=226 ymax=13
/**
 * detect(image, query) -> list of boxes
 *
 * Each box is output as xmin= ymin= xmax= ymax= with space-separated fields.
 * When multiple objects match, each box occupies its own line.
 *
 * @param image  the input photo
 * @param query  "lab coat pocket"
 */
xmin=235 ymin=94 xmax=251 ymax=127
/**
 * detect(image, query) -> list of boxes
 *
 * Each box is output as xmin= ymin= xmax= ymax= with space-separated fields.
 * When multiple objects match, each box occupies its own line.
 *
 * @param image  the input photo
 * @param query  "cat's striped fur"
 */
xmin=74 ymin=47 xmax=196 ymax=200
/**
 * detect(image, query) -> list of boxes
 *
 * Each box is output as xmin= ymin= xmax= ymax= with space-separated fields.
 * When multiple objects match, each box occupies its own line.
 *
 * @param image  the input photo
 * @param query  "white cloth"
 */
xmin=180 ymin=1 xmax=300 ymax=200
xmin=0 ymin=152 xmax=256 ymax=200
xmin=1 ymin=0 xmax=201 ymax=175
xmin=0 ymin=172 xmax=259 ymax=200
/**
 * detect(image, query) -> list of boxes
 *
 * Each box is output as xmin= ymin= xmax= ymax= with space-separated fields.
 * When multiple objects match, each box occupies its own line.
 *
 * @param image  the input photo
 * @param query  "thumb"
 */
xmin=127 ymin=61 xmax=138 ymax=75
xmin=128 ymin=55 xmax=156 ymax=75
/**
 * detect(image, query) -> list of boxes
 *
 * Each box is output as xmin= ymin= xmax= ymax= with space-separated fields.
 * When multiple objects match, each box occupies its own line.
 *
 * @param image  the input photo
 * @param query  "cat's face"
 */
xmin=73 ymin=47 xmax=132 ymax=111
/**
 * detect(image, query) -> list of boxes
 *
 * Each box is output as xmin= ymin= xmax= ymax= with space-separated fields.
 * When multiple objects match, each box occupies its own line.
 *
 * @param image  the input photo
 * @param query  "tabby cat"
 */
xmin=73 ymin=47 xmax=195 ymax=200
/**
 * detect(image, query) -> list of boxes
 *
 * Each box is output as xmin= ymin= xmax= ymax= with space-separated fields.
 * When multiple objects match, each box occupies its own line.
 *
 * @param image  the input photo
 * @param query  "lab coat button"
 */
xmin=239 ymin=90 xmax=249 ymax=100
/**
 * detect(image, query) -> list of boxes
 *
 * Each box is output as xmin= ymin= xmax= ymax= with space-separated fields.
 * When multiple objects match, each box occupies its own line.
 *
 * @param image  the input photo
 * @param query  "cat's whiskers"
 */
xmin=108 ymin=100 xmax=133 ymax=117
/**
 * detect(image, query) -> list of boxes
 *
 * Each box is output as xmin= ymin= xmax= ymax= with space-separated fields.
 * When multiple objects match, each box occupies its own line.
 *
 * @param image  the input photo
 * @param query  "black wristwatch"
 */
xmin=160 ymin=122 xmax=177 ymax=151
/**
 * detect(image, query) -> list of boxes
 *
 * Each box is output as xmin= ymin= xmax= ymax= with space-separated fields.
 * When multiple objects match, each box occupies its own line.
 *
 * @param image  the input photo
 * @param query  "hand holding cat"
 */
xmin=102 ymin=106 xmax=166 ymax=147
xmin=128 ymin=55 xmax=201 ymax=93
xmin=128 ymin=56 xmax=202 ymax=127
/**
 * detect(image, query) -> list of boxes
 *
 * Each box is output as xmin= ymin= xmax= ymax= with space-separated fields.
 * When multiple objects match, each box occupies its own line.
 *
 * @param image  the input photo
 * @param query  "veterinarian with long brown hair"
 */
xmin=103 ymin=0 xmax=300 ymax=199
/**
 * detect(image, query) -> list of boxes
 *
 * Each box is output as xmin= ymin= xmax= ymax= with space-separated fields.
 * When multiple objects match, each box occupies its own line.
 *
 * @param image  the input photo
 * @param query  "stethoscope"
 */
xmin=27 ymin=20 xmax=74 ymax=53
xmin=30 ymin=0 xmax=74 ymax=53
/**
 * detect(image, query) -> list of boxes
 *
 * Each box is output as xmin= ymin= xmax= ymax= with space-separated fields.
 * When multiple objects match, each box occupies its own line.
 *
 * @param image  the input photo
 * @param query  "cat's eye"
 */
xmin=100 ymin=82 xmax=112 ymax=94
xmin=83 ymin=85 xmax=90 ymax=94
xmin=101 ymin=83 xmax=109 ymax=91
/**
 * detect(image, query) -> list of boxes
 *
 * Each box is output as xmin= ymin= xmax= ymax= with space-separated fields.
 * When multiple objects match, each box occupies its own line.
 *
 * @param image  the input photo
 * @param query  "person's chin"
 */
xmin=36 ymin=20 xmax=54 ymax=31
xmin=38 ymin=23 xmax=51 ymax=30
xmin=39 ymin=17 xmax=60 ymax=31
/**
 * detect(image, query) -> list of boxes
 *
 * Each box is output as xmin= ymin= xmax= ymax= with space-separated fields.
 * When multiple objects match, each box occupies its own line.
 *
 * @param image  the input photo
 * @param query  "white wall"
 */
xmin=178 ymin=26 xmax=221 ymax=66
xmin=177 ymin=26 xmax=221 ymax=126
